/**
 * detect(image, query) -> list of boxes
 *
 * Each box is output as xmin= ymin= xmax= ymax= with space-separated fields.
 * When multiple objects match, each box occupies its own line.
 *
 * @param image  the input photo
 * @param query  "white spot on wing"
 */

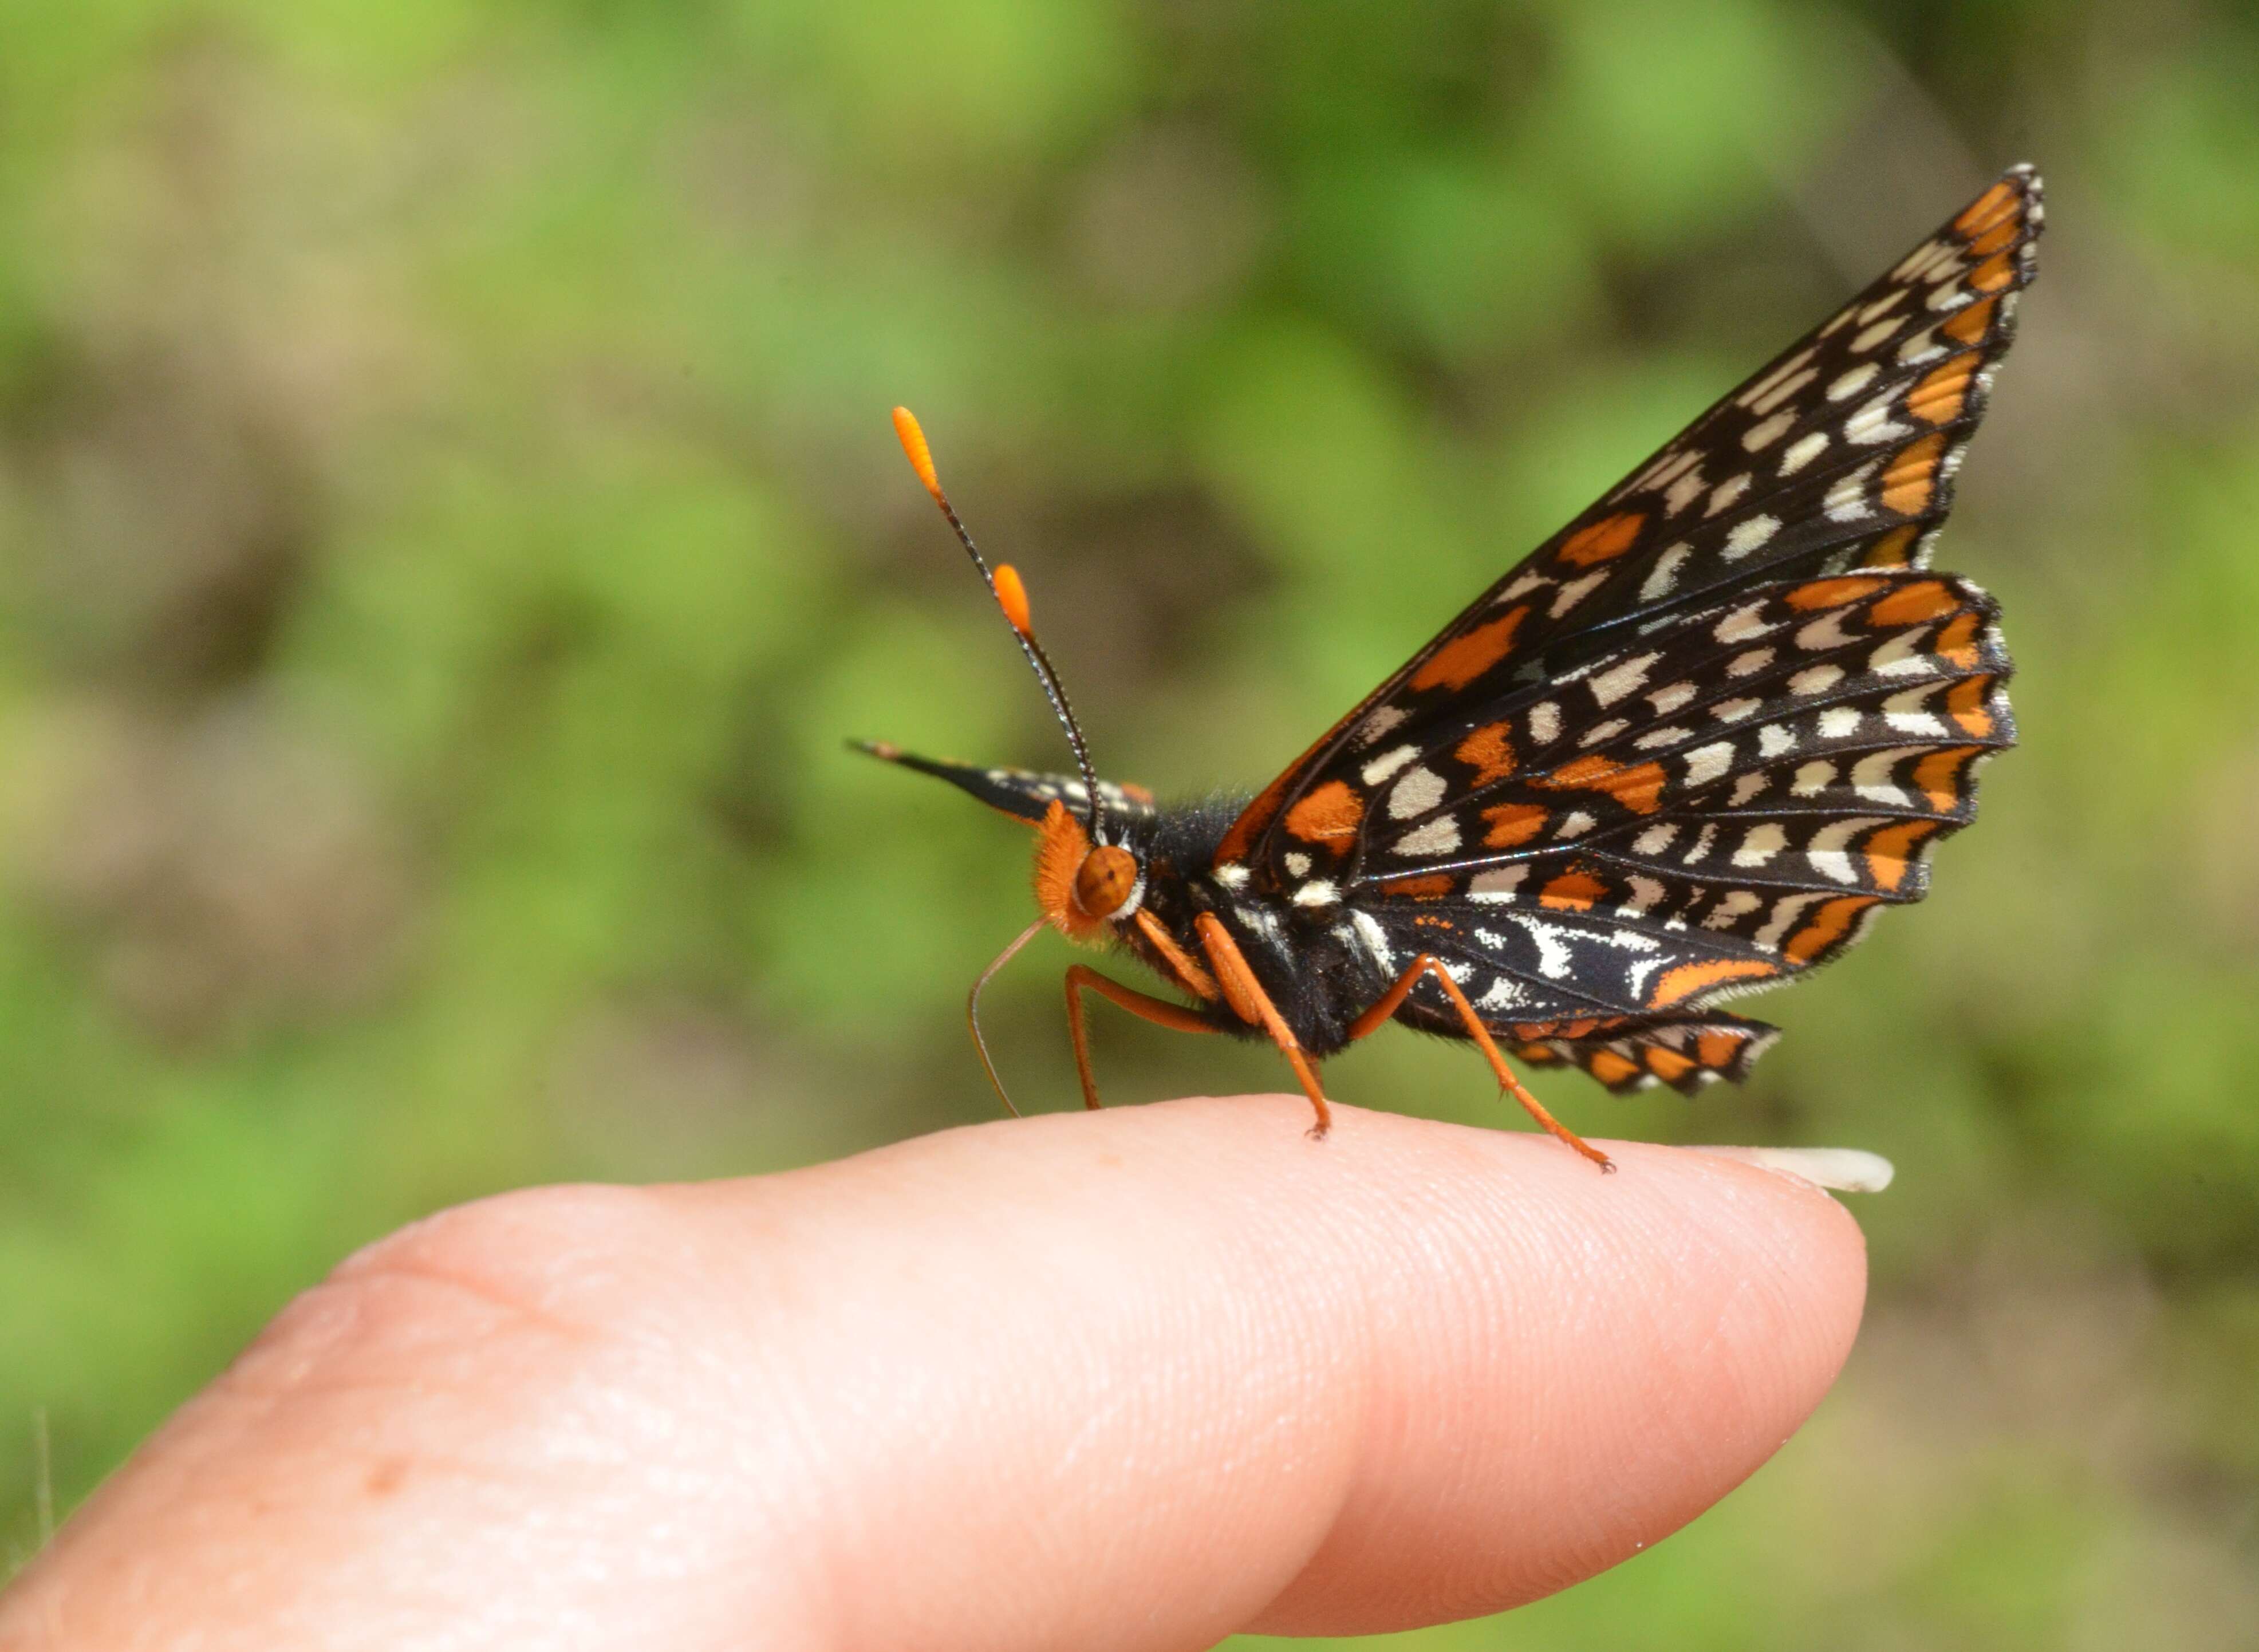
xmin=1684 ymin=741 xmax=1735 ymax=788
xmin=1589 ymin=651 xmax=1661 ymax=707
xmin=1639 ymin=542 xmax=1693 ymax=601
xmin=1845 ymin=395 xmax=1910 ymax=446
xmin=1733 ymin=823 xmax=1788 ymax=868
xmin=1779 ymin=430 xmax=1830 ymax=475
xmin=1748 ymin=367 xmax=1818 ymax=415
xmin=1741 ymin=411 xmax=1795 ymax=451
xmin=1705 ymin=890 xmax=1763 ymax=928
xmin=1356 ymin=705 xmax=1409 ymax=747
xmin=1551 ymin=570 xmax=1608 ymax=617
xmin=1722 ymin=514 xmax=1780 ymax=559
xmin=1828 ymin=364 xmax=1879 ymax=401
xmin=1388 ymin=766 xmax=1448 ymax=819
xmin=1714 ymin=602 xmax=1773 ymax=644
xmin=1706 ymin=473 xmax=1752 ymax=516
xmin=1579 ymin=717 xmax=1629 ymax=748
xmin=1362 ymin=744 xmax=1419 ymax=786
xmin=1468 ymin=866 xmax=1527 ymax=903
xmin=1391 ymin=818 xmax=1461 ymax=857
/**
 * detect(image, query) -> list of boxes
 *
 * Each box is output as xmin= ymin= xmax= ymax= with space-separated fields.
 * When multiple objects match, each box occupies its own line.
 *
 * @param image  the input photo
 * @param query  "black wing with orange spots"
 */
xmin=1213 ymin=167 xmax=2040 ymax=1090
xmin=853 ymin=742 xmax=1156 ymax=826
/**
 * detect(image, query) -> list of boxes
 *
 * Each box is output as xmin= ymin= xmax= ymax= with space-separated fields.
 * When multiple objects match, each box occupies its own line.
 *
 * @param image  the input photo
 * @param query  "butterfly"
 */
xmin=860 ymin=165 xmax=2041 ymax=1169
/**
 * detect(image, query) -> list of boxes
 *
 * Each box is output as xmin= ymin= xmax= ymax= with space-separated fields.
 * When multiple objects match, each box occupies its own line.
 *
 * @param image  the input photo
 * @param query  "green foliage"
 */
xmin=3 ymin=0 xmax=2257 ymax=1641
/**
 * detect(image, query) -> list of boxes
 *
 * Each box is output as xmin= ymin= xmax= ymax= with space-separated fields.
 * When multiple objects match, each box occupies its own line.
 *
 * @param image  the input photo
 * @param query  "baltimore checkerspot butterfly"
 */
xmin=860 ymin=165 xmax=2041 ymax=1170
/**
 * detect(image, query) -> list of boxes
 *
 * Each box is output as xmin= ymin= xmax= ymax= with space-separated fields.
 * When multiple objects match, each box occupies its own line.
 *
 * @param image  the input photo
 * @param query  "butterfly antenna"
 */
xmin=892 ymin=407 xmax=1107 ymax=840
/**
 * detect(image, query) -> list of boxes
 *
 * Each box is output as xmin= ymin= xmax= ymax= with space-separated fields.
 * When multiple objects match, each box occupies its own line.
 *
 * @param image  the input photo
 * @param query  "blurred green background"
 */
xmin=3 ymin=0 xmax=2256 ymax=1643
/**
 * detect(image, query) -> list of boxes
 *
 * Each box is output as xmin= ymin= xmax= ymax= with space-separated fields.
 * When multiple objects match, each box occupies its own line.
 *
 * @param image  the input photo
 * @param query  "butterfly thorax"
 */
xmin=1026 ymin=793 xmax=1385 ymax=1055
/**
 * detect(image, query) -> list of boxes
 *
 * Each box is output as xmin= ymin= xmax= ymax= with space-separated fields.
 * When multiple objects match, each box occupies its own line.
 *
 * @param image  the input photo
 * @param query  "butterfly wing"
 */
xmin=1217 ymin=167 xmax=2040 ymax=1084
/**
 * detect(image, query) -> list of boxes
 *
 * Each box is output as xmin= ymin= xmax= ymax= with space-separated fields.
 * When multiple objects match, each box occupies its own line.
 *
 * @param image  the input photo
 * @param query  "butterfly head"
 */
xmin=1032 ymin=799 xmax=1145 ymax=941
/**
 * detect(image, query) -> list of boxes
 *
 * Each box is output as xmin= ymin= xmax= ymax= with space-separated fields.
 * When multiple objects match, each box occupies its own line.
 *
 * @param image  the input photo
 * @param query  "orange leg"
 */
xmin=1193 ymin=913 xmax=1334 ymax=1138
xmin=1065 ymin=964 xmax=1219 ymax=1113
xmin=1348 ymin=955 xmax=1613 ymax=1172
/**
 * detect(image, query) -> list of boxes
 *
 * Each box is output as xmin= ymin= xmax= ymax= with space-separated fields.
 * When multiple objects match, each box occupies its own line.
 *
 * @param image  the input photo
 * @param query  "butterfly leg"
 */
xmin=1192 ymin=913 xmax=1333 ymax=1138
xmin=1063 ymin=965 xmax=1217 ymax=1112
xmin=1347 ymin=955 xmax=1614 ymax=1172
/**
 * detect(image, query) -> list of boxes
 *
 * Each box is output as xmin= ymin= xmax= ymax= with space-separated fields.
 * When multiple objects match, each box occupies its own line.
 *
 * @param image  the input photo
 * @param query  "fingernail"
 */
xmin=1689 ymin=1145 xmax=1895 ymax=1194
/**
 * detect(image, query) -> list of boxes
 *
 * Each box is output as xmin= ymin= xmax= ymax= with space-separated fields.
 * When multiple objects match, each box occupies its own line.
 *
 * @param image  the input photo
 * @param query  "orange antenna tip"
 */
xmin=891 ymin=405 xmax=944 ymax=501
xmin=993 ymin=562 xmax=1034 ymax=636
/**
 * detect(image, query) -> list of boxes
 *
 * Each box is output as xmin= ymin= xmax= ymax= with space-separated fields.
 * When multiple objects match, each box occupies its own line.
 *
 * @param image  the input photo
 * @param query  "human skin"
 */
xmin=0 ymin=1097 xmax=1867 ymax=1651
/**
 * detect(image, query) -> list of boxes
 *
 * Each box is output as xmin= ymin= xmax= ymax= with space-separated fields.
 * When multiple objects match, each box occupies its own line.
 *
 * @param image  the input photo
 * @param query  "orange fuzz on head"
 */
xmin=1032 ymin=801 xmax=1102 ymax=940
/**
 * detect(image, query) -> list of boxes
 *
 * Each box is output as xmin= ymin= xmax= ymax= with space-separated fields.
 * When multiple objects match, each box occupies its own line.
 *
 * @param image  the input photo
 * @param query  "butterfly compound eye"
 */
xmin=1071 ymin=845 xmax=1140 ymax=919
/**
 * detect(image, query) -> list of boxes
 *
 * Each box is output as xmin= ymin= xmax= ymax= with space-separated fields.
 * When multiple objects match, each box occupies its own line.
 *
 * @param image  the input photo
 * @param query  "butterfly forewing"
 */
xmin=1217 ymin=168 xmax=2039 ymax=895
xmin=1214 ymin=168 xmax=2038 ymax=1080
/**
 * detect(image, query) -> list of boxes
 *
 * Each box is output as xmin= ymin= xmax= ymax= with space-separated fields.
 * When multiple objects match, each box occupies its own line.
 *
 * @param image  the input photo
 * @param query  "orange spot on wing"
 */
xmin=1933 ymin=611 xmax=1982 ymax=667
xmin=1649 ymin=957 xmax=1777 ymax=1008
xmin=1882 ymin=432 xmax=1947 ymax=516
xmin=1914 ymin=747 xmax=1978 ymax=811
xmin=1694 ymin=1028 xmax=1745 ymax=1069
xmin=1941 ymin=294 xmax=1998 ymax=346
xmin=1456 ymin=721 xmax=1517 ymax=784
xmin=1645 ymin=1046 xmax=1696 ymax=1082
xmin=1587 ymin=1050 xmax=1641 ymax=1086
xmin=1411 ymin=605 xmax=1529 ymax=692
xmin=1864 ymin=819 xmax=1939 ymax=892
xmin=1784 ymin=895 xmax=1878 ymax=964
xmin=1870 ymin=818 xmax=1942 ymax=890
xmin=1481 ymin=802 xmax=1549 ymax=848
xmin=1557 ymin=511 xmax=1647 ymax=567
xmin=1378 ymin=873 xmax=1454 ymax=900
xmin=1954 ymin=180 xmax=2018 ymax=237
xmin=1788 ymin=576 xmax=1889 ymax=611
xmin=1534 ymin=754 xmax=1667 ymax=814
xmin=1868 ymin=579 xmax=1959 ymax=627
xmin=1539 ymin=870 xmax=1607 ymax=911
xmin=1968 ymin=251 xmax=2016 ymax=293
xmin=1966 ymin=218 xmax=2020 ymax=257
xmin=1284 ymin=779 xmax=1365 ymax=843
xmin=1120 ymin=780 xmax=1156 ymax=806
xmin=1907 ymin=354 xmax=1978 ymax=426
xmin=1947 ymin=676 xmax=1997 ymax=736
xmin=1859 ymin=525 xmax=1921 ymax=568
